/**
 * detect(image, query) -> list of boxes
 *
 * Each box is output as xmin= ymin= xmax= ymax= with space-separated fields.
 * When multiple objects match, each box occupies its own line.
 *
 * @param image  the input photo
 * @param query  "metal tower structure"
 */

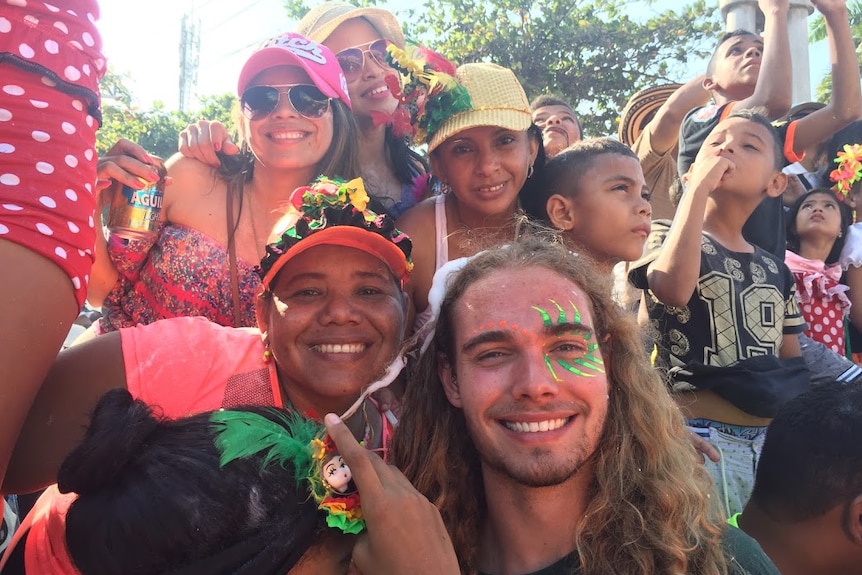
xmin=179 ymin=11 xmax=201 ymax=113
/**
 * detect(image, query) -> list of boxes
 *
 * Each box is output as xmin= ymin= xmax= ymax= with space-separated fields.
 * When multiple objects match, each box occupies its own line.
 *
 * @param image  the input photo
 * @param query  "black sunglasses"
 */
xmin=240 ymin=84 xmax=331 ymax=121
xmin=335 ymin=39 xmax=390 ymax=82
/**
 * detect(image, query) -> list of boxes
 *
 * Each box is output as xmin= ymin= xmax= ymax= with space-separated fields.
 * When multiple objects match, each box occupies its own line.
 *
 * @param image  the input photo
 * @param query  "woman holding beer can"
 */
xmin=87 ymin=32 xmax=361 ymax=334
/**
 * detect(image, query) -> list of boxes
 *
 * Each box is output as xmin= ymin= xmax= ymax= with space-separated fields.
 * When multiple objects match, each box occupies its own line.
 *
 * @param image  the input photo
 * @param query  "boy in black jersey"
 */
xmin=631 ymin=111 xmax=809 ymax=516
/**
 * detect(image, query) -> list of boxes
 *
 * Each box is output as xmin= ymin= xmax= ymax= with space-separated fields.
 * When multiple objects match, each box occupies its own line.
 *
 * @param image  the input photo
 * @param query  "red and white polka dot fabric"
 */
xmin=1 ymin=1 xmax=104 ymax=307
xmin=1 ymin=1 xmax=105 ymax=101
xmin=801 ymin=302 xmax=846 ymax=355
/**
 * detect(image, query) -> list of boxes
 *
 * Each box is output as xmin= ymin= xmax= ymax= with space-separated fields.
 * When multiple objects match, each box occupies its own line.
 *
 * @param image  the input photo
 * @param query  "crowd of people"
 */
xmin=2 ymin=0 xmax=862 ymax=573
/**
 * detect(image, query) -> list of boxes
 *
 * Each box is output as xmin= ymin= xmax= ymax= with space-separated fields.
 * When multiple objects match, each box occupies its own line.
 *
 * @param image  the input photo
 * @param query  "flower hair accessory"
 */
xmin=210 ymin=409 xmax=366 ymax=534
xmin=257 ymin=175 xmax=413 ymax=288
xmin=830 ymin=144 xmax=862 ymax=198
xmin=384 ymin=42 xmax=472 ymax=145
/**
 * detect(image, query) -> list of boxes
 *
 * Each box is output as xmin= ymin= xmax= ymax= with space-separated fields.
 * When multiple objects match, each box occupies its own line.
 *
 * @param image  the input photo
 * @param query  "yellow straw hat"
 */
xmin=296 ymin=1 xmax=406 ymax=48
xmin=617 ymin=83 xmax=681 ymax=146
xmin=428 ymin=63 xmax=532 ymax=153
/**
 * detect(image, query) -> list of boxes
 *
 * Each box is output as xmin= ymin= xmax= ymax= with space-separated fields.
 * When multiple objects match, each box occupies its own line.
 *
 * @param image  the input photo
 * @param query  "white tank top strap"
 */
xmin=414 ymin=194 xmax=451 ymax=333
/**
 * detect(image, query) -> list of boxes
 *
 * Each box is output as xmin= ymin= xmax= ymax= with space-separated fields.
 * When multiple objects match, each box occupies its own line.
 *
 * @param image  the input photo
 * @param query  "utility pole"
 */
xmin=179 ymin=8 xmax=201 ymax=113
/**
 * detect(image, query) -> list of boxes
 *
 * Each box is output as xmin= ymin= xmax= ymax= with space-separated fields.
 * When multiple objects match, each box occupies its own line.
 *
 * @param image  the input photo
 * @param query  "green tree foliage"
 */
xmin=406 ymin=0 xmax=722 ymax=136
xmin=96 ymin=68 xmax=236 ymax=159
xmin=285 ymin=0 xmax=721 ymax=136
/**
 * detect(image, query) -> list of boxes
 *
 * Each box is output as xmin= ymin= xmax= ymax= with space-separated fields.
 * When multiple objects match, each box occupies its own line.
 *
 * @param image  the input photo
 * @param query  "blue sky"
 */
xmin=97 ymin=0 xmax=829 ymax=112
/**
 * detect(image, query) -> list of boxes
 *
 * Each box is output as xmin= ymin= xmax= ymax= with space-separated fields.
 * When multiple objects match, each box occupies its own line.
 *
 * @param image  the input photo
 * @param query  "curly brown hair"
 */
xmin=391 ymin=235 xmax=729 ymax=575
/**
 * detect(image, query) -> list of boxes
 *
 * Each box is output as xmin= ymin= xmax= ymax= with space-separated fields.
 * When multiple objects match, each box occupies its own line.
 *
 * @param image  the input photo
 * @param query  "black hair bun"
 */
xmin=58 ymin=389 xmax=160 ymax=495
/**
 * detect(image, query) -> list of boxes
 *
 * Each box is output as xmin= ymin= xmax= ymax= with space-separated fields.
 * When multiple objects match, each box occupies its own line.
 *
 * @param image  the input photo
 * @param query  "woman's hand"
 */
xmin=178 ymin=120 xmax=238 ymax=167
xmin=96 ymin=139 xmax=159 ymax=194
xmin=324 ymin=413 xmax=461 ymax=575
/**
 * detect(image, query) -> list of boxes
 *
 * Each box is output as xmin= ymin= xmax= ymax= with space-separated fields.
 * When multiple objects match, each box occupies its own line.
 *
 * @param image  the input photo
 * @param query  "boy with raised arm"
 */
xmin=631 ymin=111 xmax=810 ymax=516
xmin=678 ymin=0 xmax=859 ymax=258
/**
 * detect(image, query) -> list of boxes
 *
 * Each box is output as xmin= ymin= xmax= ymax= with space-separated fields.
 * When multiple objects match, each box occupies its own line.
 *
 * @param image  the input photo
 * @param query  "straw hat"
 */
xmin=427 ymin=63 xmax=532 ymax=153
xmin=617 ymin=83 xmax=682 ymax=146
xmin=296 ymin=1 xmax=406 ymax=48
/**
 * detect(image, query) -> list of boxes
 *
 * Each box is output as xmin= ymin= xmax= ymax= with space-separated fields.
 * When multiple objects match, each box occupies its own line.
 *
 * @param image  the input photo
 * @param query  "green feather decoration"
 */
xmin=209 ymin=408 xmax=367 ymax=534
xmin=209 ymin=409 xmax=321 ymax=492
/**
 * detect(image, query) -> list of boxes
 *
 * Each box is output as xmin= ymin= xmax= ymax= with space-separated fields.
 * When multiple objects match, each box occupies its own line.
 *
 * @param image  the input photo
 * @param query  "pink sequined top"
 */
xmin=99 ymin=224 xmax=260 ymax=332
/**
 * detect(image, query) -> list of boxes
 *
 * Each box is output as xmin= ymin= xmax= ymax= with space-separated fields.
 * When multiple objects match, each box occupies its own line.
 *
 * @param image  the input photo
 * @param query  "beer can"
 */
xmin=106 ymin=156 xmax=167 ymax=240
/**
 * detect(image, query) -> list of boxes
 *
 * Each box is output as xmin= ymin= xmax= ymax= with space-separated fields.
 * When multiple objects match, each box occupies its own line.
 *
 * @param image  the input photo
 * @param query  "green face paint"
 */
xmin=533 ymin=305 xmax=553 ymax=327
xmin=544 ymin=354 xmax=561 ymax=382
xmin=532 ymin=300 xmax=605 ymax=379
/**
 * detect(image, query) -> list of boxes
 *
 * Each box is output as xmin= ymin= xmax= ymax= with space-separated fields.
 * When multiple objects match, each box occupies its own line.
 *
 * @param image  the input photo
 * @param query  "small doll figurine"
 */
xmin=210 ymin=409 xmax=367 ymax=535
xmin=322 ymin=453 xmax=354 ymax=494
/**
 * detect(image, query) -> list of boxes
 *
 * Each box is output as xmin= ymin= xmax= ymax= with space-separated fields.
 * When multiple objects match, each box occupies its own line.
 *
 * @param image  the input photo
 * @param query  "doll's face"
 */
xmin=323 ymin=455 xmax=352 ymax=493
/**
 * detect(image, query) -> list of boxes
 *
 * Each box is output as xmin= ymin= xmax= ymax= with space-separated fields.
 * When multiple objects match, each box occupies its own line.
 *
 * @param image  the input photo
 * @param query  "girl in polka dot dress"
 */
xmin=0 ymin=0 xmax=104 ymax=484
xmin=785 ymin=188 xmax=854 ymax=356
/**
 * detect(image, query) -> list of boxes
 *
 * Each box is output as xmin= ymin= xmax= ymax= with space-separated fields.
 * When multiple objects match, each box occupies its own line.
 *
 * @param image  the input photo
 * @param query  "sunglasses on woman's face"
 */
xmin=240 ymin=84 xmax=331 ymax=121
xmin=335 ymin=39 xmax=390 ymax=82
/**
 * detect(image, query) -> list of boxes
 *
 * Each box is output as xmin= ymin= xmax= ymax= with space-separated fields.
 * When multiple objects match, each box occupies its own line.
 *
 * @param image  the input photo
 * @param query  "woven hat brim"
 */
xmin=428 ymin=108 xmax=533 ymax=153
xmin=297 ymin=4 xmax=406 ymax=48
xmin=617 ymin=84 xmax=682 ymax=146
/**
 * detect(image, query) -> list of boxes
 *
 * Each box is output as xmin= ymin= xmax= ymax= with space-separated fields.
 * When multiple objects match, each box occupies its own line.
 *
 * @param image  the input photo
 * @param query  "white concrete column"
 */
xmin=788 ymin=0 xmax=814 ymax=103
xmin=718 ymin=0 xmax=815 ymax=105
xmin=720 ymin=0 xmax=758 ymax=33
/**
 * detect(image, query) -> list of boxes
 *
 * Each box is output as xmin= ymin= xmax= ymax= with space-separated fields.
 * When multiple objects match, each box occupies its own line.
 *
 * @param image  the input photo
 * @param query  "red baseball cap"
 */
xmin=237 ymin=32 xmax=351 ymax=109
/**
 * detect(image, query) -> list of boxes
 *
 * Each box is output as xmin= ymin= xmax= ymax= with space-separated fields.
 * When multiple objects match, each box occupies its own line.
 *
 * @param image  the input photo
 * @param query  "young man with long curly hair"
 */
xmin=391 ymin=236 xmax=779 ymax=575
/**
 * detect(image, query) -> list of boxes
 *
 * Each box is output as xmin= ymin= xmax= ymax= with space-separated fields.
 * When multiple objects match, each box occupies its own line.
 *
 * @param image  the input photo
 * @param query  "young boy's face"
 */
xmin=695 ymin=116 xmax=783 ymax=199
xmin=552 ymin=153 xmax=652 ymax=265
xmin=706 ymin=33 xmax=763 ymax=99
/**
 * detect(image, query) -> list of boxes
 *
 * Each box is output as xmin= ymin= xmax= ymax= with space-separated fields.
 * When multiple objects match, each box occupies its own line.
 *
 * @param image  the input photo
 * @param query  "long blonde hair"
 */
xmin=391 ymin=236 xmax=728 ymax=575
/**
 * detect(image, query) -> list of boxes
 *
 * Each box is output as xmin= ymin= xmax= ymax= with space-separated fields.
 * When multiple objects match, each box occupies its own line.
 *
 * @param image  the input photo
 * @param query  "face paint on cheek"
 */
xmin=533 ymin=300 xmax=606 ymax=379
xmin=544 ymin=354 xmax=562 ymax=383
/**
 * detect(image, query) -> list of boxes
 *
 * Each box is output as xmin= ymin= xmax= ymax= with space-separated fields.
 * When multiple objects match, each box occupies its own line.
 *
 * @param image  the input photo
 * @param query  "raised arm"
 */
xmin=646 ymin=155 xmax=734 ymax=306
xmin=646 ymin=76 xmax=710 ymax=155
xmin=788 ymin=0 xmax=861 ymax=155
xmin=735 ymin=0 xmax=792 ymax=118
